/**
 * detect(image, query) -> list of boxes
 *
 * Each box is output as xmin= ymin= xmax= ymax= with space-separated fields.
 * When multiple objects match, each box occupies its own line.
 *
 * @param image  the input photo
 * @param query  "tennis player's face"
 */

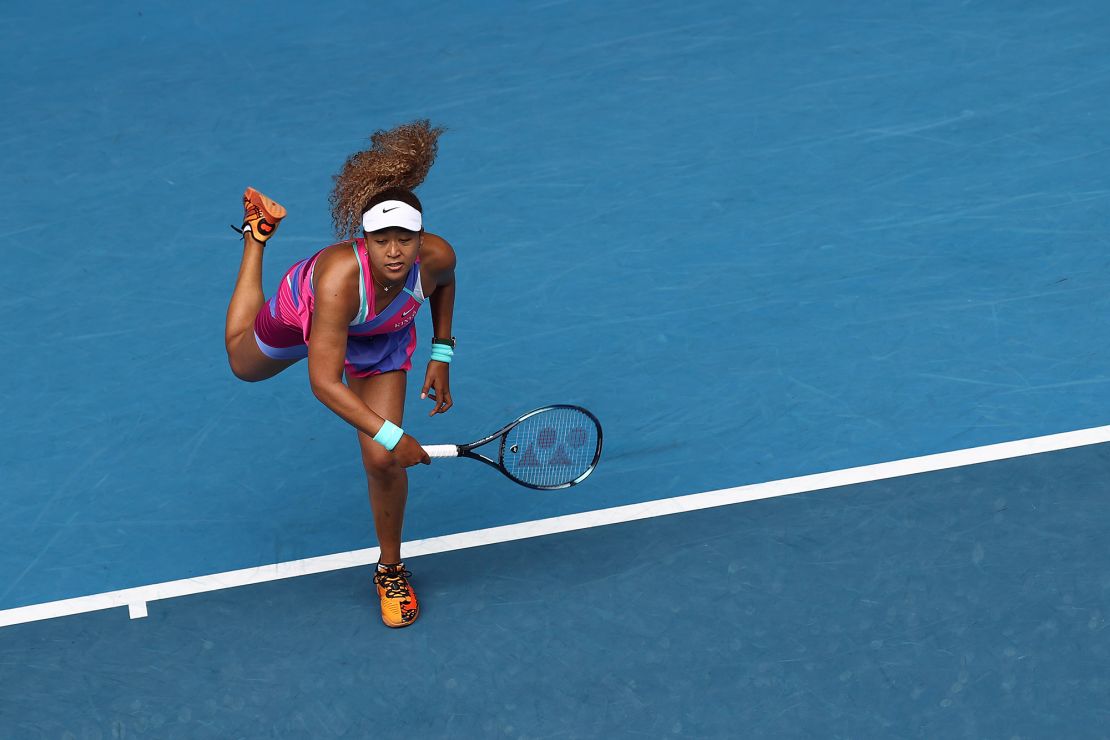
xmin=366 ymin=227 xmax=421 ymax=280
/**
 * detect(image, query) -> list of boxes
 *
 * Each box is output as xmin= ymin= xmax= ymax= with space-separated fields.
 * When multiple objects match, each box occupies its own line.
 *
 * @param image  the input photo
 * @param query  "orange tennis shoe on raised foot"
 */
xmin=374 ymin=563 xmax=420 ymax=628
xmin=233 ymin=186 xmax=286 ymax=243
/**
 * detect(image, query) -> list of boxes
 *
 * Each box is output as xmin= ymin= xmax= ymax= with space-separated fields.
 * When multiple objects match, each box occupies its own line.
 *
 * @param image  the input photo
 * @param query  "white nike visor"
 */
xmin=362 ymin=200 xmax=423 ymax=233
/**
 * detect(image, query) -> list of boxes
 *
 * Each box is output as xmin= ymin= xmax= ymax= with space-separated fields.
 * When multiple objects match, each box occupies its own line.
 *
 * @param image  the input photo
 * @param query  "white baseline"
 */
xmin=2 ymin=423 xmax=1108 ymax=629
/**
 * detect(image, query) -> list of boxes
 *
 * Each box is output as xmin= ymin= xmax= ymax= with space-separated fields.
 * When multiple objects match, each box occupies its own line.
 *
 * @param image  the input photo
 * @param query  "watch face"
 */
xmin=434 ymin=337 xmax=456 ymax=348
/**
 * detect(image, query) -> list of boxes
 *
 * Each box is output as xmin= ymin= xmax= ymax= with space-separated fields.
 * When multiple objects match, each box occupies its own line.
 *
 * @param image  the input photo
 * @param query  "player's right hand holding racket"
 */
xmin=393 ymin=434 xmax=432 ymax=467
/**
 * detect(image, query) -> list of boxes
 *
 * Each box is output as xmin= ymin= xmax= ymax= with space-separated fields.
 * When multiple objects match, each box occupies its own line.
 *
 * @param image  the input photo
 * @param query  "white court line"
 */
xmin=2 ymin=423 xmax=1109 ymax=629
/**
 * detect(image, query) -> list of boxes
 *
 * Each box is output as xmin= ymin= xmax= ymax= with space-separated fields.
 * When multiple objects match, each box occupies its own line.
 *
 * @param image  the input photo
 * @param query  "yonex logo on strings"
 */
xmin=511 ymin=426 xmax=590 ymax=467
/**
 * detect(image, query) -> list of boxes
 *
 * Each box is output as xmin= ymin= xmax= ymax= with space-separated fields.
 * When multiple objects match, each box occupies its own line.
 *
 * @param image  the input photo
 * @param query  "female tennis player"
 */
xmin=223 ymin=120 xmax=455 ymax=628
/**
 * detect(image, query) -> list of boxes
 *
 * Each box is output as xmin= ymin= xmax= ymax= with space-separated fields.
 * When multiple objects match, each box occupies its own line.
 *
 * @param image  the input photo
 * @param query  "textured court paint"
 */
xmin=3 ymin=443 xmax=1110 ymax=737
xmin=3 ymin=0 xmax=1110 ymax=610
xmin=3 ymin=423 xmax=1110 ymax=629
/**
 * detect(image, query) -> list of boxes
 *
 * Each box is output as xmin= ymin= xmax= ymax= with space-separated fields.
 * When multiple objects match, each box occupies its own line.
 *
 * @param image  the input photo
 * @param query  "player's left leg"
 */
xmin=347 ymin=369 xmax=419 ymax=627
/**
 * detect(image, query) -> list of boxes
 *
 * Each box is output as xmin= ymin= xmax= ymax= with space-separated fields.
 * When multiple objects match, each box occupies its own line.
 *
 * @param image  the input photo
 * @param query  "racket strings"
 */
xmin=502 ymin=407 xmax=600 ymax=488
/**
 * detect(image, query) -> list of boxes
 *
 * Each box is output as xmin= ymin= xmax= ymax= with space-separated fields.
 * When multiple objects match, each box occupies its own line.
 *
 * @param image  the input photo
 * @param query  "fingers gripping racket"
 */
xmin=422 ymin=405 xmax=603 ymax=490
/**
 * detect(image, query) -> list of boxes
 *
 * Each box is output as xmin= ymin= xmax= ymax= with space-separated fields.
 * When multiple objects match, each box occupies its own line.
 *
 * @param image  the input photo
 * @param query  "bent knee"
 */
xmin=228 ymin=355 xmax=267 ymax=382
xmin=361 ymin=442 xmax=401 ymax=477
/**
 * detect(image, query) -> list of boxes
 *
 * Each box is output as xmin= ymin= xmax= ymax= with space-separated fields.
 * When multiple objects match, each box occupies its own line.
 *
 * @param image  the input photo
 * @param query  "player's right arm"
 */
xmin=307 ymin=249 xmax=429 ymax=467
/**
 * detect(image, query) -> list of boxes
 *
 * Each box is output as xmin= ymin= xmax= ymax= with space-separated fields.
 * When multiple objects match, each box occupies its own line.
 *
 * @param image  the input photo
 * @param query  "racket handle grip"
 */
xmin=423 ymin=444 xmax=460 ymax=459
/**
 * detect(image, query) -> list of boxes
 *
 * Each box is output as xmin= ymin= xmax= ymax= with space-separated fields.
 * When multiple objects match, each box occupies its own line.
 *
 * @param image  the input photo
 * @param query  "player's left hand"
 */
xmin=421 ymin=361 xmax=453 ymax=416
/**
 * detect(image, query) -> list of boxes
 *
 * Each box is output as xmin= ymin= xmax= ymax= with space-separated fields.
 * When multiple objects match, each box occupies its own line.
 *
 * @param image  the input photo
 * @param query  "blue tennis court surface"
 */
xmin=3 ymin=0 xmax=1110 ymax=735
xmin=5 ymin=444 xmax=1110 ymax=735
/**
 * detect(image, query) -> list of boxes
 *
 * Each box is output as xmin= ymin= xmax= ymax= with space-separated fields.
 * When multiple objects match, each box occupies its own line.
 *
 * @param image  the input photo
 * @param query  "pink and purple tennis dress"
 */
xmin=253 ymin=239 xmax=425 ymax=377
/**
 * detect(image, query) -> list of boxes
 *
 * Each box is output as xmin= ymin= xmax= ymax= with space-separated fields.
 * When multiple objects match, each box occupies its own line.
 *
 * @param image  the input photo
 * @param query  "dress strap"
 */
xmin=351 ymin=240 xmax=370 ymax=325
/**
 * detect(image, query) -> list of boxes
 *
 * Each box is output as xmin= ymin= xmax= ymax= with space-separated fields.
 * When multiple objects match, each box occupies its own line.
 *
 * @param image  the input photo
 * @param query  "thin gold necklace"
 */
xmin=373 ymin=274 xmax=401 ymax=292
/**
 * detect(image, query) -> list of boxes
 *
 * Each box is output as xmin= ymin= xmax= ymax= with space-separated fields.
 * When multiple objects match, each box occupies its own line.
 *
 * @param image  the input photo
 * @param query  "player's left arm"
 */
xmin=421 ymin=233 xmax=457 ymax=416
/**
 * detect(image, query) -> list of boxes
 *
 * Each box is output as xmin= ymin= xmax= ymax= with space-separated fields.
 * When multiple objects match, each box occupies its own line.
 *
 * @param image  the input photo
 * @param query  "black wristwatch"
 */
xmin=432 ymin=336 xmax=456 ymax=348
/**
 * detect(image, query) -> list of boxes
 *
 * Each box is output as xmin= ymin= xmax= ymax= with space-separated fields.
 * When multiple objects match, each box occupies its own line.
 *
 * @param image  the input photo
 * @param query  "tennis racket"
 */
xmin=422 ymin=405 xmax=603 ymax=490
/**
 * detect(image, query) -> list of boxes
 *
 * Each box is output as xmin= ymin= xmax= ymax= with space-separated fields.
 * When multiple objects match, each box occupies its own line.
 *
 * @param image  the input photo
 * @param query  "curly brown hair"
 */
xmin=329 ymin=119 xmax=445 ymax=239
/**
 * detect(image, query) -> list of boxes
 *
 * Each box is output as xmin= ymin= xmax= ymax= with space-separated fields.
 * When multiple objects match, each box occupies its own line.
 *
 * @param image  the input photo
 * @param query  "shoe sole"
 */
xmin=382 ymin=616 xmax=418 ymax=628
xmin=244 ymin=187 xmax=287 ymax=220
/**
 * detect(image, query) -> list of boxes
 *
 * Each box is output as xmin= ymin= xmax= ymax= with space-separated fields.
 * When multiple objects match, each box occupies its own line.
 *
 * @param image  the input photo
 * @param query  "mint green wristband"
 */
xmin=373 ymin=420 xmax=404 ymax=451
xmin=430 ymin=345 xmax=454 ymax=364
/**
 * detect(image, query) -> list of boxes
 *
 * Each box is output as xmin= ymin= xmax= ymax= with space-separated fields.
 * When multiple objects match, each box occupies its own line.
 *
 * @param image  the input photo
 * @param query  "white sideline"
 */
xmin=2 ymin=423 xmax=1109 ymax=629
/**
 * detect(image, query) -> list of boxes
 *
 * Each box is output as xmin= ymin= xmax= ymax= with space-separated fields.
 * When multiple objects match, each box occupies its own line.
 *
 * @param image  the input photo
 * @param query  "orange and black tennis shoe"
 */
xmin=374 ymin=563 xmax=419 ymax=628
xmin=233 ymin=186 xmax=285 ymax=244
